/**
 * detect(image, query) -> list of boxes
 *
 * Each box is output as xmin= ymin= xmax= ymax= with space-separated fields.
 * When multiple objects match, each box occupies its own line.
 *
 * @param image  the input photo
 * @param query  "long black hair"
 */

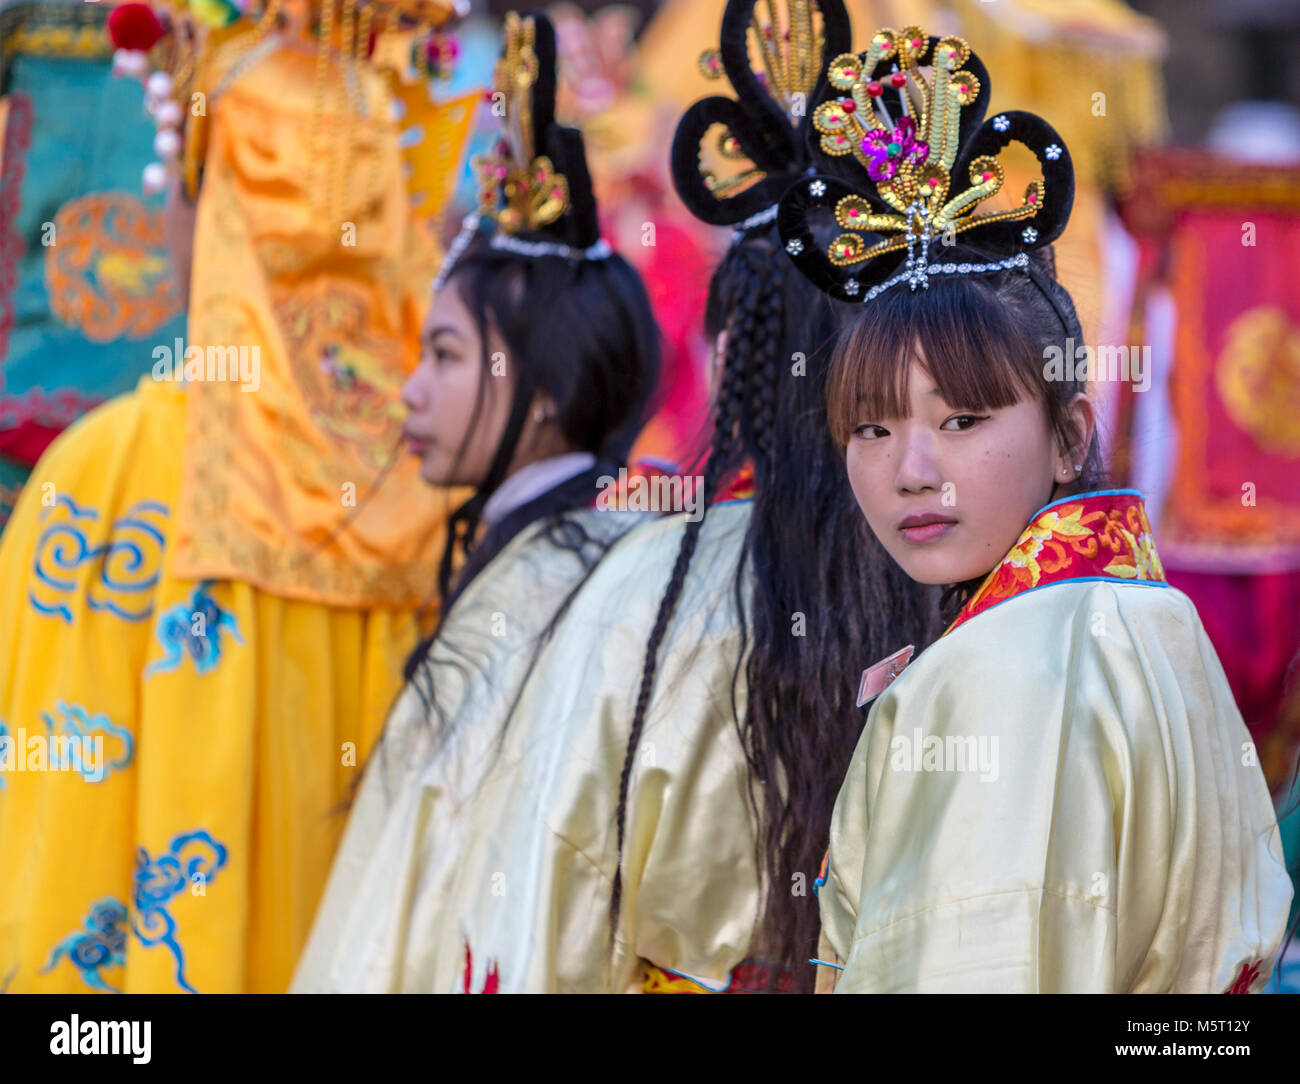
xmin=402 ymin=231 xmax=661 ymax=691
xmin=609 ymin=226 xmax=940 ymax=990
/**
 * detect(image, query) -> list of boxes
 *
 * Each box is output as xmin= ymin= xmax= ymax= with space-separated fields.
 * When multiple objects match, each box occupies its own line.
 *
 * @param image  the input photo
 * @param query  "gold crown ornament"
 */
xmin=106 ymin=0 xmax=468 ymax=204
xmin=697 ymin=0 xmax=828 ymax=120
xmin=670 ymin=0 xmax=852 ymax=230
xmin=433 ymin=11 xmax=610 ymax=294
xmin=471 ymin=12 xmax=570 ymax=235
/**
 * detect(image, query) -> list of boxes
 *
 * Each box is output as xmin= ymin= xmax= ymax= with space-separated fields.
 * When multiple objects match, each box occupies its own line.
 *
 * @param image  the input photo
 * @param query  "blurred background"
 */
xmin=1 ymin=0 xmax=1298 ymax=983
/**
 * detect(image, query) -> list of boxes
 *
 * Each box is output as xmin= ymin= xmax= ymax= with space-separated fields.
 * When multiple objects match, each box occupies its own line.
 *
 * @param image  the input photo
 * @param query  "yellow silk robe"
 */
xmin=0 ymin=379 xmax=421 ymax=993
xmin=0 ymin=32 xmax=459 ymax=993
xmin=294 ymin=501 xmax=761 ymax=993
xmin=818 ymin=491 xmax=1293 ymax=993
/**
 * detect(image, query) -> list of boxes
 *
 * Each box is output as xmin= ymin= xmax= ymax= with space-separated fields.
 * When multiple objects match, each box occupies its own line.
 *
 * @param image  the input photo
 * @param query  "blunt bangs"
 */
xmin=826 ymin=273 xmax=1044 ymax=445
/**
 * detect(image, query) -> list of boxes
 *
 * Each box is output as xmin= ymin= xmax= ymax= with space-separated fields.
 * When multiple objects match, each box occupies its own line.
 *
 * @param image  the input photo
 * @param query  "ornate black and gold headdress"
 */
xmin=670 ymin=0 xmax=852 ymax=236
xmin=436 ymin=11 xmax=608 ymax=291
xmin=777 ymin=25 xmax=1075 ymax=303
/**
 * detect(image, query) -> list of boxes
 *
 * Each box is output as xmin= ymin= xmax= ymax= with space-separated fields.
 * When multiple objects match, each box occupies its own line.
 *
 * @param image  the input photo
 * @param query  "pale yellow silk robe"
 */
xmin=293 ymin=501 xmax=760 ymax=993
xmin=818 ymin=492 xmax=1293 ymax=993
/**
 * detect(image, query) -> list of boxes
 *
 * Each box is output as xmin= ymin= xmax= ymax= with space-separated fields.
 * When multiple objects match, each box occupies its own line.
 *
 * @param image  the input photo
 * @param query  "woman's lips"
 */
xmin=899 ymin=521 xmax=955 ymax=543
xmin=897 ymin=513 xmax=958 ymax=544
xmin=403 ymin=432 xmax=431 ymax=457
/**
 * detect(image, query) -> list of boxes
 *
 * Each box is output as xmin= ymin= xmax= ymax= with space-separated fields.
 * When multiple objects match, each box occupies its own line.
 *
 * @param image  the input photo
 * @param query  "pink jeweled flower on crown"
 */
xmin=860 ymin=116 xmax=929 ymax=184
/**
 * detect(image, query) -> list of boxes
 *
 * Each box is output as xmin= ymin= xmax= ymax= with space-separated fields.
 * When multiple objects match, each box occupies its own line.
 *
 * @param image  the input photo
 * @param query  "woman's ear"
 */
xmin=530 ymin=390 xmax=559 ymax=426
xmin=1057 ymin=392 xmax=1096 ymax=480
xmin=514 ymin=388 xmax=576 ymax=467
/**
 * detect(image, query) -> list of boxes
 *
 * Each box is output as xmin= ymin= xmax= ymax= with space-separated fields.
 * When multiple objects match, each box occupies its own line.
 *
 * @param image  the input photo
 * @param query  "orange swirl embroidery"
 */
xmin=44 ymin=193 xmax=182 ymax=342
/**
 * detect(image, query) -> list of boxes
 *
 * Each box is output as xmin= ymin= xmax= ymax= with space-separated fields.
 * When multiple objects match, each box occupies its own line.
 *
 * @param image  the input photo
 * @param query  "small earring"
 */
xmin=533 ymin=405 xmax=549 ymax=424
xmin=1074 ymin=464 xmax=1082 ymax=473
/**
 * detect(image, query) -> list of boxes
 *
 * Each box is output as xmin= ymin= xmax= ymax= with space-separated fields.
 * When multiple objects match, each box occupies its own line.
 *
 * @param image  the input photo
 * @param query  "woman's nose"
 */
xmin=400 ymin=365 xmax=427 ymax=413
xmin=894 ymin=427 xmax=944 ymax=494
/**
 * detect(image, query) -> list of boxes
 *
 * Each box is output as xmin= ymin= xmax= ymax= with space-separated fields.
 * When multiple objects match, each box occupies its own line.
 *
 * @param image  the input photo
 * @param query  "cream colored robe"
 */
xmin=293 ymin=502 xmax=760 ymax=992
xmin=818 ymin=577 xmax=1293 ymax=993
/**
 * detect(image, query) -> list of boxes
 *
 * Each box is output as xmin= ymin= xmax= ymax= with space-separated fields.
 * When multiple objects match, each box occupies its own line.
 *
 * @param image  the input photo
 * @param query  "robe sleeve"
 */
xmin=515 ymin=505 xmax=764 ymax=992
xmin=821 ymin=580 xmax=1291 ymax=993
xmin=617 ymin=618 xmax=763 ymax=991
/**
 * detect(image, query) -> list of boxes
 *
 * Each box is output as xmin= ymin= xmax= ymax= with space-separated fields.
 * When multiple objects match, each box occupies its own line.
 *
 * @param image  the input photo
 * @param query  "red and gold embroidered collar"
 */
xmin=945 ymin=489 xmax=1167 ymax=636
xmin=716 ymin=462 xmax=755 ymax=505
xmin=588 ymin=460 xmax=754 ymax=512
xmin=590 ymin=459 xmax=677 ymax=509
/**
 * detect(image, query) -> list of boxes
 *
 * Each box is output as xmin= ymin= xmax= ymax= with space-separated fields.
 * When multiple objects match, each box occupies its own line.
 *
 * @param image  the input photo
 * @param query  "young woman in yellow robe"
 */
xmin=291 ymin=10 xmax=671 ymax=993
xmin=0 ymin=4 xmax=469 ymax=993
xmin=772 ymin=24 xmax=1293 ymax=992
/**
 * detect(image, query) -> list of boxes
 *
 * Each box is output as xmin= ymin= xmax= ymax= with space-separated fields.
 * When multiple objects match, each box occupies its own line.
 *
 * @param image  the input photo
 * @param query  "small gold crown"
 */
xmin=387 ymin=0 xmax=463 ymax=27
xmin=472 ymin=12 xmax=570 ymax=234
xmin=812 ymin=25 xmax=1043 ymax=267
xmin=698 ymin=0 xmax=830 ymax=199
xmin=699 ymin=0 xmax=827 ymax=113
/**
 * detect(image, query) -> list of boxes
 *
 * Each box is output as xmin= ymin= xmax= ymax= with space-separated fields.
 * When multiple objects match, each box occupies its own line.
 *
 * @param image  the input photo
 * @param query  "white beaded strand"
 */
xmin=857 ymin=252 xmax=1029 ymax=303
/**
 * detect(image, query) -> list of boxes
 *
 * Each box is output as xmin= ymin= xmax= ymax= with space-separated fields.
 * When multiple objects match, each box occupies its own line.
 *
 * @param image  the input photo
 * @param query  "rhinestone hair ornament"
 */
xmin=669 ymin=0 xmax=852 ymax=240
xmin=777 ymin=25 xmax=1076 ymax=304
xmin=434 ymin=11 xmax=610 ymax=293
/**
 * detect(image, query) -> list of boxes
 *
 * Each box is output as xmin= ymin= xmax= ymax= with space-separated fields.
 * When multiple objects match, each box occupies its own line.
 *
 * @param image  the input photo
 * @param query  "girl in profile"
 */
xmin=292 ymin=11 xmax=662 ymax=992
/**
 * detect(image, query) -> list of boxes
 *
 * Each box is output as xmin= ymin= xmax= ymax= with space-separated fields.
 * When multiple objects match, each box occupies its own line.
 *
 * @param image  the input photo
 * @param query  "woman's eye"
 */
xmin=434 ymin=348 xmax=458 ymax=365
xmin=940 ymin=413 xmax=988 ymax=432
xmin=852 ymin=423 xmax=889 ymax=439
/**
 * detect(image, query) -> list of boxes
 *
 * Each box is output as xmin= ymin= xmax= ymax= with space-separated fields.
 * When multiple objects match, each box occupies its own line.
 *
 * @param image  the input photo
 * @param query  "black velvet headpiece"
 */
xmin=776 ymin=25 xmax=1076 ymax=303
xmin=670 ymin=0 xmax=852 ymax=229
xmin=472 ymin=10 xmax=601 ymax=250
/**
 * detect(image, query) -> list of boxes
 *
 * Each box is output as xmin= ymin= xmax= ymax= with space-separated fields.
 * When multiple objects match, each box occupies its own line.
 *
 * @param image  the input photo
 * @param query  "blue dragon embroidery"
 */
xmin=41 ymin=898 xmax=128 ymax=993
xmin=131 ymin=829 xmax=228 ymax=993
xmin=144 ymin=580 xmax=243 ymax=679
xmin=39 ymin=701 xmax=134 ymax=783
xmin=29 ymin=495 xmax=167 ymax=623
